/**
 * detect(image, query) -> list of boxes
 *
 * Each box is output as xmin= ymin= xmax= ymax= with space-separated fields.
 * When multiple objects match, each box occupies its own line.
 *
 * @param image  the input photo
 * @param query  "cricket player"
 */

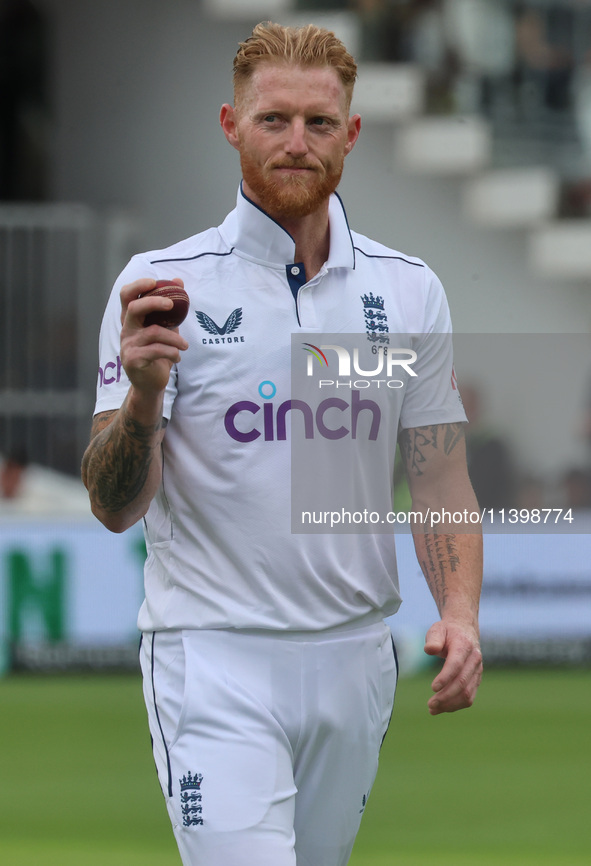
xmin=82 ymin=21 xmax=483 ymax=866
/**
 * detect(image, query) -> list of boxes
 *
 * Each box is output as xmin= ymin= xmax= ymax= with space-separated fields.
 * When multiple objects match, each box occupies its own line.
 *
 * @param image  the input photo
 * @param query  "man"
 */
xmin=82 ymin=21 xmax=482 ymax=866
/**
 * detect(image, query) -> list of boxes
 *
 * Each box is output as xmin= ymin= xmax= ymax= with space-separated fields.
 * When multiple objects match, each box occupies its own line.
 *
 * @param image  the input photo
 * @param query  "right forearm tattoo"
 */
xmin=85 ymin=408 xmax=163 ymax=514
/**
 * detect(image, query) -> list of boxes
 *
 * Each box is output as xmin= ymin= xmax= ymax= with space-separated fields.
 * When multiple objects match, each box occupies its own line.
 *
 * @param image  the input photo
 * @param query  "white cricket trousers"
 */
xmin=140 ymin=619 xmax=397 ymax=866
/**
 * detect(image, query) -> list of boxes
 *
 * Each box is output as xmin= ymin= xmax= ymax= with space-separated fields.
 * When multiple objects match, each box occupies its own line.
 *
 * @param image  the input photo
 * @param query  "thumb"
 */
xmin=424 ymin=621 xmax=447 ymax=657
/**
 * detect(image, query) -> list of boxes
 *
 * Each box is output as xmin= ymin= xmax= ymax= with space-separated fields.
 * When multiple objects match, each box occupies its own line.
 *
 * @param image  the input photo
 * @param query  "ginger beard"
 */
xmin=239 ymin=146 xmax=345 ymax=220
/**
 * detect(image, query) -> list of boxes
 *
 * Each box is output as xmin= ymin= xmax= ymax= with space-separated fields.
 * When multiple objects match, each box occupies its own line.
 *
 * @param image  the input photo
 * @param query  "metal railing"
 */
xmin=0 ymin=204 xmax=137 ymax=477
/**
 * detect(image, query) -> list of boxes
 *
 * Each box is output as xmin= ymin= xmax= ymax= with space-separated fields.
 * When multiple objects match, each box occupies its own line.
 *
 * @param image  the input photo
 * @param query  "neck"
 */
xmin=243 ymin=182 xmax=331 ymax=280
xmin=281 ymin=206 xmax=330 ymax=281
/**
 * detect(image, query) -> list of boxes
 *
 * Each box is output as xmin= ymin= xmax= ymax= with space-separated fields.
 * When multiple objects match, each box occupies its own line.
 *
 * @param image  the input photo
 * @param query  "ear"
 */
xmin=220 ymin=104 xmax=240 ymax=151
xmin=344 ymin=114 xmax=361 ymax=156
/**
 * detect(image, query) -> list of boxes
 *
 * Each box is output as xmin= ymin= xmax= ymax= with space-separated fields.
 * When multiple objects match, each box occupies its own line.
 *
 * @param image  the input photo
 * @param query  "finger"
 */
xmin=122 ymin=333 xmax=188 ymax=370
xmin=120 ymin=278 xmax=186 ymax=327
xmin=428 ymin=672 xmax=481 ymax=714
xmin=126 ymin=295 xmax=175 ymax=328
xmin=120 ymin=279 xmax=159 ymax=324
xmin=428 ymin=623 xmax=480 ymax=691
xmin=140 ymin=324 xmax=188 ymax=349
xmin=120 ymin=277 xmax=185 ymax=307
xmin=432 ymin=655 xmax=482 ymax=710
xmin=424 ymin=621 xmax=447 ymax=657
xmin=124 ymin=338 xmax=185 ymax=365
xmin=431 ymin=643 xmax=470 ymax=693
xmin=428 ymin=648 xmax=483 ymax=714
xmin=122 ymin=308 xmax=189 ymax=356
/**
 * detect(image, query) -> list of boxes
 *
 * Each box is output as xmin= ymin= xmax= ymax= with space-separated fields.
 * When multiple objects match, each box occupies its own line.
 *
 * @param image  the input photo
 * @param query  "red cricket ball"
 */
xmin=141 ymin=281 xmax=190 ymax=329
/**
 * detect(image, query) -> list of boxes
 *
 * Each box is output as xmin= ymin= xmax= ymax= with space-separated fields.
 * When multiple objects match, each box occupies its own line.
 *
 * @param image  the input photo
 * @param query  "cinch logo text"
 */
xmin=224 ymin=382 xmax=381 ymax=442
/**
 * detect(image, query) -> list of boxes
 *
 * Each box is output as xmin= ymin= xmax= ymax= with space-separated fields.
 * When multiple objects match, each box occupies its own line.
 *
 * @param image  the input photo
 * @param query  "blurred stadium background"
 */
xmin=1 ymin=0 xmax=590 ymax=862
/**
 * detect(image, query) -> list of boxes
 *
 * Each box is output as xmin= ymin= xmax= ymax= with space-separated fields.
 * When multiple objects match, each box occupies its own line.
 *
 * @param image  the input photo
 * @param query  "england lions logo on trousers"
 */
xmin=179 ymin=772 xmax=204 ymax=827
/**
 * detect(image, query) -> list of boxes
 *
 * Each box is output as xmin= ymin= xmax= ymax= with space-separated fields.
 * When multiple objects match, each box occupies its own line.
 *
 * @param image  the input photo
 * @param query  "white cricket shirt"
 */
xmin=94 ymin=187 xmax=466 ymax=631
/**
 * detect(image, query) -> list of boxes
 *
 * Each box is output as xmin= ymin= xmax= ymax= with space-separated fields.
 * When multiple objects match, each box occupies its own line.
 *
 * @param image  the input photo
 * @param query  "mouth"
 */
xmin=272 ymin=164 xmax=317 ymax=173
xmin=275 ymin=167 xmax=314 ymax=174
xmin=272 ymin=166 xmax=319 ymax=184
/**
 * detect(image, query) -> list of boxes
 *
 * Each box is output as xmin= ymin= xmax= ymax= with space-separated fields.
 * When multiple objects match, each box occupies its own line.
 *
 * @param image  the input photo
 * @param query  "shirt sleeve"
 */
xmin=92 ymin=255 xmax=178 ymax=419
xmin=399 ymin=266 xmax=466 ymax=430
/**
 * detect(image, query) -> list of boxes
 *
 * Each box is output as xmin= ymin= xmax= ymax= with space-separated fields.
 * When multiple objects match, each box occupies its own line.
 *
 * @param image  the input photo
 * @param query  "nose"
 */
xmin=285 ymin=118 xmax=308 ymax=158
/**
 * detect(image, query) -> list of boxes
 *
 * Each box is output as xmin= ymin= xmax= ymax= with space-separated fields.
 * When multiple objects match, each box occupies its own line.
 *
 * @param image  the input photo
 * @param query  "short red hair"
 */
xmin=233 ymin=21 xmax=357 ymax=109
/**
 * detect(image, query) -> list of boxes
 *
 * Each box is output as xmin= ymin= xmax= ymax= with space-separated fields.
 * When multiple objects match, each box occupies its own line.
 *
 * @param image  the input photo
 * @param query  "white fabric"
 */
xmin=140 ymin=620 xmax=397 ymax=866
xmin=94 ymin=187 xmax=466 ymax=632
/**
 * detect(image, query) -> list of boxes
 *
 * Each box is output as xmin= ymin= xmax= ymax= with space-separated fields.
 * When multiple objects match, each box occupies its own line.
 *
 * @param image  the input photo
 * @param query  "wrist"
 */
xmin=125 ymin=386 xmax=166 ymax=431
xmin=439 ymin=615 xmax=480 ymax=640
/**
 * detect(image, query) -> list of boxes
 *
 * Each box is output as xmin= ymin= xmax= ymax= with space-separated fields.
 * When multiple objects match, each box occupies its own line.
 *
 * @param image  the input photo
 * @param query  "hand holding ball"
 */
xmin=141 ymin=281 xmax=190 ymax=329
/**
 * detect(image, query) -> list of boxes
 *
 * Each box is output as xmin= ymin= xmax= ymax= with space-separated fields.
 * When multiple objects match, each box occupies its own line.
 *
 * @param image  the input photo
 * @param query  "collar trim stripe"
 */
xmin=150 ymin=248 xmax=234 ymax=265
xmin=239 ymin=184 xmax=295 ymax=243
xmin=353 ymin=246 xmax=425 ymax=268
xmin=334 ymin=190 xmax=356 ymax=269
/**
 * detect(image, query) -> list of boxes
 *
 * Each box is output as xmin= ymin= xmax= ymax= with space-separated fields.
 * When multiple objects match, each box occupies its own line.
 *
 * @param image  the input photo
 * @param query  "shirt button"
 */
xmin=290 ymin=266 xmax=300 ymax=276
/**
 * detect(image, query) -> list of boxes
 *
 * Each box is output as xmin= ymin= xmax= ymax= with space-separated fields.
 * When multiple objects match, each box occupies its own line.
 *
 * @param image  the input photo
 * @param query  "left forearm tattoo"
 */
xmin=420 ymin=532 xmax=460 ymax=612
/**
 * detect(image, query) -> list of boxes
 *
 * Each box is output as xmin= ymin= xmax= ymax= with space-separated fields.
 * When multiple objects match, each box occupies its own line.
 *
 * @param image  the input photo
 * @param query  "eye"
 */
xmin=263 ymin=114 xmax=277 ymax=123
xmin=311 ymin=117 xmax=326 ymax=126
